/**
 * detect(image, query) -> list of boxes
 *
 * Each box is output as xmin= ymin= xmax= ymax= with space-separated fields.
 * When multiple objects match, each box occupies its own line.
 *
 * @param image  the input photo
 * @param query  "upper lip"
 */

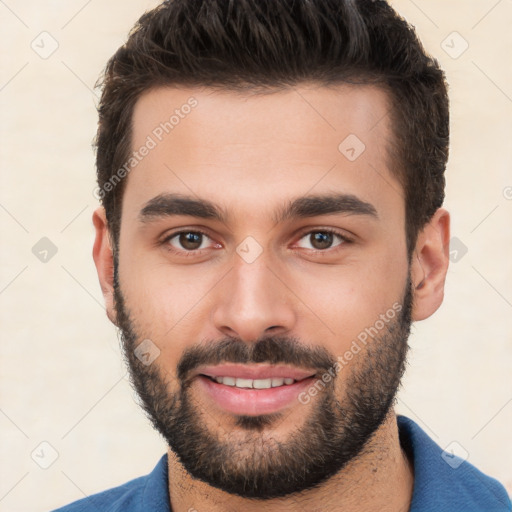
xmin=195 ymin=364 xmax=317 ymax=381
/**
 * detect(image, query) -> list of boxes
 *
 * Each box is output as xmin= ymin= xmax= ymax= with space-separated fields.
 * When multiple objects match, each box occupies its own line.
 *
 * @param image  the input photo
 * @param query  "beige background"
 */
xmin=1 ymin=1 xmax=511 ymax=510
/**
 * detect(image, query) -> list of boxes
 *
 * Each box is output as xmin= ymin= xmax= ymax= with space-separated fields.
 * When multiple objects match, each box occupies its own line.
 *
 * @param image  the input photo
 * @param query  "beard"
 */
xmin=114 ymin=269 xmax=413 ymax=500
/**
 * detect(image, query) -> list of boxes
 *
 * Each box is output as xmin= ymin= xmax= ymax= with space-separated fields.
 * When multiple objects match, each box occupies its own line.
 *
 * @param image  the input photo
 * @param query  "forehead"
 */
xmin=124 ymin=84 xmax=402 ymax=225
xmin=132 ymin=83 xmax=392 ymax=151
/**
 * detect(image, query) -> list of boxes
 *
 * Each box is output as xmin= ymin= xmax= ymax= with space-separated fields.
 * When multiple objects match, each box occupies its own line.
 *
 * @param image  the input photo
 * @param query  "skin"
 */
xmin=93 ymin=84 xmax=450 ymax=511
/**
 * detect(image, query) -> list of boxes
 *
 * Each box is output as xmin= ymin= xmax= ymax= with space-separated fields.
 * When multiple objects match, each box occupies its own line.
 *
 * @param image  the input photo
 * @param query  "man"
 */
xmin=54 ymin=0 xmax=511 ymax=510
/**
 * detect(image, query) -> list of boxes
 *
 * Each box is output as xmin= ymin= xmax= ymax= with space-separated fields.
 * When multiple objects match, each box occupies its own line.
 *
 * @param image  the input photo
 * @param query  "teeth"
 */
xmin=211 ymin=376 xmax=297 ymax=388
xmin=221 ymin=376 xmax=236 ymax=386
xmin=253 ymin=378 xmax=272 ymax=389
xmin=236 ymin=378 xmax=253 ymax=388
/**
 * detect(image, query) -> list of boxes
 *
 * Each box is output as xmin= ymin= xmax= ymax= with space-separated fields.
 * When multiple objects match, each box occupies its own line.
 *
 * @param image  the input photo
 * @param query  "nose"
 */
xmin=211 ymin=253 xmax=297 ymax=343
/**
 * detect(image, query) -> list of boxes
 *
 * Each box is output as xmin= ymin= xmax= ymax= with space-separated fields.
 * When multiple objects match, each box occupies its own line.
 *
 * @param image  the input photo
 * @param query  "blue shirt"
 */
xmin=52 ymin=415 xmax=511 ymax=511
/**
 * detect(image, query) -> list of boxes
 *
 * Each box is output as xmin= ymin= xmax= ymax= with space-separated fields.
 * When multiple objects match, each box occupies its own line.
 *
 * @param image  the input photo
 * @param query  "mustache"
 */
xmin=177 ymin=336 xmax=337 ymax=384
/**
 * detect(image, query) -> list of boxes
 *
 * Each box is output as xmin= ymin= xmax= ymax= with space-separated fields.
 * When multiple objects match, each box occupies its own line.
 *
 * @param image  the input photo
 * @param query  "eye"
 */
xmin=295 ymin=229 xmax=350 ymax=251
xmin=160 ymin=227 xmax=351 ymax=258
xmin=163 ymin=230 xmax=216 ymax=253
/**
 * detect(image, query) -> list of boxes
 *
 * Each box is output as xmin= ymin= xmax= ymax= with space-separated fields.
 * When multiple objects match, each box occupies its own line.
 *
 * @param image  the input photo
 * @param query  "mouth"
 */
xmin=200 ymin=374 xmax=310 ymax=389
xmin=194 ymin=364 xmax=318 ymax=416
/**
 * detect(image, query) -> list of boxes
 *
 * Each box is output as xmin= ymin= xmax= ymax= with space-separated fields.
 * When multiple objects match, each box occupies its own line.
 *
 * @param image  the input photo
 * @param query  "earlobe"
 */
xmin=92 ymin=207 xmax=118 ymax=326
xmin=410 ymin=208 xmax=451 ymax=321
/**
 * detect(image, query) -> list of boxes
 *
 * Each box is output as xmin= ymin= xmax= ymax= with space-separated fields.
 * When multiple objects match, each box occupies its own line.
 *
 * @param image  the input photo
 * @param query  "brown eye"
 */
xmin=179 ymin=232 xmax=203 ymax=250
xmin=310 ymin=231 xmax=334 ymax=250
xmin=166 ymin=231 xmax=211 ymax=251
xmin=295 ymin=229 xmax=349 ymax=252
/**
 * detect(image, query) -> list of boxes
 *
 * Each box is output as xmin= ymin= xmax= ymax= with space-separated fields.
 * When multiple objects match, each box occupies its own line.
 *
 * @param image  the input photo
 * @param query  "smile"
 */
xmin=194 ymin=365 xmax=318 ymax=416
xmin=202 ymin=375 xmax=299 ymax=389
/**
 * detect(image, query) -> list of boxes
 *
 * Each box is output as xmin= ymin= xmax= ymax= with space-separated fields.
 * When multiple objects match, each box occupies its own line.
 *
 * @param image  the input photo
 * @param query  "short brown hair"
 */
xmin=95 ymin=0 xmax=449 ymax=256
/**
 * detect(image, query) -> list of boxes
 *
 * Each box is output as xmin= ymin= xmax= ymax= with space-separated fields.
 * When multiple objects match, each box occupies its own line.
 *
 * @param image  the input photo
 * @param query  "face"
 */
xmin=109 ymin=84 xmax=415 ymax=498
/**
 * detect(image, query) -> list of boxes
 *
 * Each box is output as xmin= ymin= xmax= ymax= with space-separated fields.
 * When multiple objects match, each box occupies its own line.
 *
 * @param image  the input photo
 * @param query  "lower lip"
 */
xmin=196 ymin=375 xmax=315 ymax=416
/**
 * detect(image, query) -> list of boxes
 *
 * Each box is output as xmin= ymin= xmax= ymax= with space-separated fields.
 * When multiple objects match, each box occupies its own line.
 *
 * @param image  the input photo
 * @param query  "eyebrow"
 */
xmin=138 ymin=192 xmax=378 ymax=224
xmin=275 ymin=193 xmax=378 ymax=223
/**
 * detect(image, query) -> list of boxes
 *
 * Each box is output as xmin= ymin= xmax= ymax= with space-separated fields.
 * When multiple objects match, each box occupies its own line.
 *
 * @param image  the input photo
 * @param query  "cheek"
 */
xmin=289 ymin=253 xmax=408 ymax=354
xmin=118 ymin=250 xmax=221 ymax=354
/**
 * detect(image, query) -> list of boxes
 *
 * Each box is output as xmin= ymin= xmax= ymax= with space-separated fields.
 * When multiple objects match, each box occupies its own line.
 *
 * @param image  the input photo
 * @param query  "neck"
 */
xmin=167 ymin=410 xmax=414 ymax=512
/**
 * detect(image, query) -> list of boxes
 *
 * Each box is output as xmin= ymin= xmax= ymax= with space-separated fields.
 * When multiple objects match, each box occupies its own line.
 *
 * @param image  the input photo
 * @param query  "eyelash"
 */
xmin=161 ymin=228 xmax=353 ymax=258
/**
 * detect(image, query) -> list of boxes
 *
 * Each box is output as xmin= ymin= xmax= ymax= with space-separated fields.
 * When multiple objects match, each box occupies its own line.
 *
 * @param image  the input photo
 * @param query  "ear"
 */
xmin=92 ymin=207 xmax=117 ymax=326
xmin=410 ymin=208 xmax=451 ymax=321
